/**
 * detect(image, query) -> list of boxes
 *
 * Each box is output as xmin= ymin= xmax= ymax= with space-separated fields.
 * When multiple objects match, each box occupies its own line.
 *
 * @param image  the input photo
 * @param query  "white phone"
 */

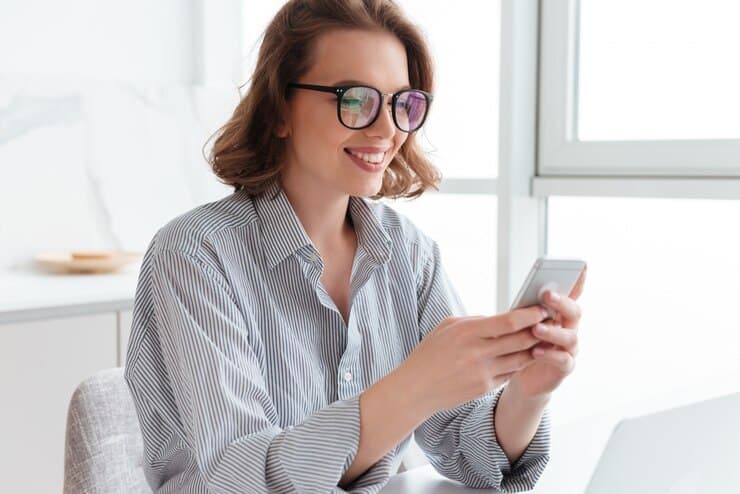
xmin=510 ymin=257 xmax=586 ymax=312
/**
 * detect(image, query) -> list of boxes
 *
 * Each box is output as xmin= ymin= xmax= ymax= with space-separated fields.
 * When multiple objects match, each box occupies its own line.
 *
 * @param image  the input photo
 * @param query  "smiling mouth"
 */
xmin=344 ymin=148 xmax=388 ymax=165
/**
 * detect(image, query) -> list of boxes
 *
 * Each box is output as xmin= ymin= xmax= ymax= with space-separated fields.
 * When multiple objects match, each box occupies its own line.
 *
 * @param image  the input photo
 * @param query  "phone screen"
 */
xmin=510 ymin=258 xmax=586 ymax=310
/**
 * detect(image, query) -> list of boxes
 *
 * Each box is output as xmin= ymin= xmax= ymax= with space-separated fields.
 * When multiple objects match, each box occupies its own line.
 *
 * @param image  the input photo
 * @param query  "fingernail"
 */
xmin=533 ymin=347 xmax=545 ymax=357
xmin=535 ymin=323 xmax=548 ymax=335
xmin=549 ymin=291 xmax=561 ymax=303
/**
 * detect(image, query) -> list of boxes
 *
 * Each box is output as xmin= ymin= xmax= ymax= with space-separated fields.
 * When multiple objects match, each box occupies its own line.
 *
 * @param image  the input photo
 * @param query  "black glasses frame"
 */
xmin=287 ymin=82 xmax=433 ymax=133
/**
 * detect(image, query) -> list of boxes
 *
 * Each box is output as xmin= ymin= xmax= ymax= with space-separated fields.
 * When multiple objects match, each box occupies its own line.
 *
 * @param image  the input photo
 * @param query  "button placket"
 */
xmin=337 ymin=319 xmax=363 ymax=399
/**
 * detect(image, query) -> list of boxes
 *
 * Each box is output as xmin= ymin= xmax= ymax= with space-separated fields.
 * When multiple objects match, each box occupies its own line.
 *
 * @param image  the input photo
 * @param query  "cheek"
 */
xmin=293 ymin=107 xmax=350 ymax=155
xmin=394 ymin=134 xmax=409 ymax=155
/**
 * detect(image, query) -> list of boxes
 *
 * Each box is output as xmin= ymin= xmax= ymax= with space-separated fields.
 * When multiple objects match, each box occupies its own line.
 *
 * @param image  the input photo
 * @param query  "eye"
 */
xmin=342 ymin=98 xmax=363 ymax=110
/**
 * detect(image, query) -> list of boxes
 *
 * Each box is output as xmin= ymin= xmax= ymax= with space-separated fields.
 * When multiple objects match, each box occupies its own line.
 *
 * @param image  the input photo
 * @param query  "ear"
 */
xmin=275 ymin=106 xmax=291 ymax=138
xmin=275 ymin=125 xmax=289 ymax=138
xmin=275 ymin=120 xmax=290 ymax=138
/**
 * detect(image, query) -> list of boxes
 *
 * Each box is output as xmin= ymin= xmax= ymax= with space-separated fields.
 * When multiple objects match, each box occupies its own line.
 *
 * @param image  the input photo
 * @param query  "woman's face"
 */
xmin=280 ymin=29 xmax=411 ymax=198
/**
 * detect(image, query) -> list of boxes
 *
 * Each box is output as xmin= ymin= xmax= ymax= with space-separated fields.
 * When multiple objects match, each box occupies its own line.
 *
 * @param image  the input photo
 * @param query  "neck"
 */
xmin=279 ymin=175 xmax=354 ymax=253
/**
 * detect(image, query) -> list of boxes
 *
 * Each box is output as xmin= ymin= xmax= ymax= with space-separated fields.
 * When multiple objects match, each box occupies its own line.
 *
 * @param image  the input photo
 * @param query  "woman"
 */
xmin=124 ymin=0 xmax=586 ymax=492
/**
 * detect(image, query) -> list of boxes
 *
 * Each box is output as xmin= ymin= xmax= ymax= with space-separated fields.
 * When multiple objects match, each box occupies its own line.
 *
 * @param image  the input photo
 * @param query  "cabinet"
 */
xmin=0 ymin=312 xmax=124 ymax=493
xmin=0 ymin=307 xmax=427 ymax=492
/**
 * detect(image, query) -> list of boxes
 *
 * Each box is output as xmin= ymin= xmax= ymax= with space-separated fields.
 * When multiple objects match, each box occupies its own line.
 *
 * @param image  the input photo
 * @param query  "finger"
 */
xmin=478 ymin=305 xmax=549 ymax=338
xmin=438 ymin=315 xmax=486 ymax=333
xmin=491 ymin=349 xmax=535 ymax=376
xmin=543 ymin=290 xmax=582 ymax=329
xmin=534 ymin=334 xmax=579 ymax=357
xmin=531 ymin=323 xmax=578 ymax=353
xmin=570 ymin=264 xmax=587 ymax=300
xmin=531 ymin=346 xmax=576 ymax=374
xmin=490 ymin=329 xmax=540 ymax=356
xmin=444 ymin=315 xmax=474 ymax=325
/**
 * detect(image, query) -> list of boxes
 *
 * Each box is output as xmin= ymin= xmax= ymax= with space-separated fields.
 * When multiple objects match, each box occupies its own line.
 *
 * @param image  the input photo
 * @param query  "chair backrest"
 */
xmin=63 ymin=367 xmax=151 ymax=493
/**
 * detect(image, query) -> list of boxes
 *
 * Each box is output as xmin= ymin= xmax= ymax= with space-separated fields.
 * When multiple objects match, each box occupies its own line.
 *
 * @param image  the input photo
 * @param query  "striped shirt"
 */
xmin=124 ymin=180 xmax=551 ymax=493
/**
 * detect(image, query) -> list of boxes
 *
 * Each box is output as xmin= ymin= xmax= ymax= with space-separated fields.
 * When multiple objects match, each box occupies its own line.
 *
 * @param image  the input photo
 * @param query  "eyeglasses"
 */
xmin=287 ymin=83 xmax=433 ymax=133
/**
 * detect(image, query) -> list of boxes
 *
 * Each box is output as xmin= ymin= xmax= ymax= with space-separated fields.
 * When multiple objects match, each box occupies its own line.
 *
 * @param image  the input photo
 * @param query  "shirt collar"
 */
xmin=251 ymin=181 xmax=393 ymax=270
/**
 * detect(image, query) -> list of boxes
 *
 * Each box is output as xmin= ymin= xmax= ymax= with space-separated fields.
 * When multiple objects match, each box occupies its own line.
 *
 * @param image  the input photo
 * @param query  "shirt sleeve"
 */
xmin=413 ymin=239 xmax=551 ymax=492
xmin=149 ymin=247 xmax=364 ymax=493
xmin=341 ymin=449 xmax=400 ymax=492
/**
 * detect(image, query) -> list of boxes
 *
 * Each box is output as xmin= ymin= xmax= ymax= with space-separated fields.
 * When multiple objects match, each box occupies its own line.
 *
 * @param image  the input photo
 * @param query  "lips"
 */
xmin=344 ymin=147 xmax=390 ymax=165
xmin=345 ymin=149 xmax=385 ymax=172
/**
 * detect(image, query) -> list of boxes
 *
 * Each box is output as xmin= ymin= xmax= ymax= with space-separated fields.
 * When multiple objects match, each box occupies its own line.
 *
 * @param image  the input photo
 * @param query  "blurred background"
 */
xmin=1 ymin=0 xmax=739 ymax=492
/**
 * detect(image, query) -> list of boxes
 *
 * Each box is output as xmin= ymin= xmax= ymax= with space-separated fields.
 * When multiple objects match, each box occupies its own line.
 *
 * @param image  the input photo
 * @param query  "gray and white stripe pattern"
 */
xmin=124 ymin=180 xmax=550 ymax=493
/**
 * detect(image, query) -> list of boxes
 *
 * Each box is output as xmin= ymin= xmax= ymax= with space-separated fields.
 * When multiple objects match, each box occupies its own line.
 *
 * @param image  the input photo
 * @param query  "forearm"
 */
xmin=493 ymin=383 xmax=550 ymax=465
xmin=339 ymin=365 xmax=429 ymax=487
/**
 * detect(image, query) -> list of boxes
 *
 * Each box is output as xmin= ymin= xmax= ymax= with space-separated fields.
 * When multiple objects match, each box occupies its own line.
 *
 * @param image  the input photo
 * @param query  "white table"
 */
xmin=382 ymin=373 xmax=740 ymax=493
xmin=381 ymin=414 xmax=617 ymax=493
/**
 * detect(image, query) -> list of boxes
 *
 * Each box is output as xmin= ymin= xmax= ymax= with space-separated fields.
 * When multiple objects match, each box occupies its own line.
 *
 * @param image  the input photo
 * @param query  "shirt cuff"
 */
xmin=339 ymin=433 xmax=415 ymax=493
xmin=268 ymin=394 xmax=362 ymax=493
xmin=459 ymin=386 xmax=551 ymax=492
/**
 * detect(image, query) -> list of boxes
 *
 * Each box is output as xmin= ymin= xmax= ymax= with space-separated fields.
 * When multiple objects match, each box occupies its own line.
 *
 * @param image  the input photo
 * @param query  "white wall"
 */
xmin=0 ymin=1 xmax=241 ymax=270
xmin=1 ymin=0 xmax=196 ymax=83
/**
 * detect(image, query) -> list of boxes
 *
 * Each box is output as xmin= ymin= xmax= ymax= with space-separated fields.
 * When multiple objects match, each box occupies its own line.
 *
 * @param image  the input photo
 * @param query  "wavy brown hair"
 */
xmin=205 ymin=0 xmax=441 ymax=200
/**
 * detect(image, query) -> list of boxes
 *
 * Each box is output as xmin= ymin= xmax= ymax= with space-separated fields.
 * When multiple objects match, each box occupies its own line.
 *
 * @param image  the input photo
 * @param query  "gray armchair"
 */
xmin=63 ymin=368 xmax=426 ymax=493
xmin=63 ymin=367 xmax=150 ymax=493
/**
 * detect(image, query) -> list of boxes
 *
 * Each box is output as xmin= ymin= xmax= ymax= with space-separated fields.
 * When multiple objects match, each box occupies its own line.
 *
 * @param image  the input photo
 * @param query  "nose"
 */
xmin=365 ymin=95 xmax=396 ymax=138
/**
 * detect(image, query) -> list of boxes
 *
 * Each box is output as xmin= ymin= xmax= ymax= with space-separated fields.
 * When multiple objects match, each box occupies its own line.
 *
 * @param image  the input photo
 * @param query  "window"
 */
xmin=535 ymin=0 xmax=740 ymax=425
xmin=538 ymin=0 xmax=740 ymax=177
xmin=546 ymin=196 xmax=740 ymax=423
xmin=578 ymin=0 xmax=740 ymax=141
xmin=397 ymin=0 xmax=500 ymax=180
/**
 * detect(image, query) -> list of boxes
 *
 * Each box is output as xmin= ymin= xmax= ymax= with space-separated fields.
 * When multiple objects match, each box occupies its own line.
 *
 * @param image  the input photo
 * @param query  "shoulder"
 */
xmin=152 ymin=190 xmax=258 ymax=258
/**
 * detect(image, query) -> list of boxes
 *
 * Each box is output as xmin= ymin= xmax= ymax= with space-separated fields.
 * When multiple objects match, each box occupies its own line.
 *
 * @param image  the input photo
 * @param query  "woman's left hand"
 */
xmin=507 ymin=265 xmax=587 ymax=400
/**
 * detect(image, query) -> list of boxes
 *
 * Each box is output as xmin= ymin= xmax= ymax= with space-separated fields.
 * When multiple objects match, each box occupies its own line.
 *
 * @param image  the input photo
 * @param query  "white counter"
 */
xmin=0 ymin=262 xmax=141 ymax=324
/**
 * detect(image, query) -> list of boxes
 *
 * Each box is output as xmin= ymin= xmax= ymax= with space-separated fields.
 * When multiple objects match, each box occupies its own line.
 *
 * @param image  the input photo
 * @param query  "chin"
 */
xmin=346 ymin=179 xmax=383 ymax=198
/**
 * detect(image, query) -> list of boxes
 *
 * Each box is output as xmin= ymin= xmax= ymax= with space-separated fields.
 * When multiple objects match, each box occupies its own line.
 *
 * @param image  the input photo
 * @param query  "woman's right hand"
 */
xmin=399 ymin=305 xmax=550 ymax=416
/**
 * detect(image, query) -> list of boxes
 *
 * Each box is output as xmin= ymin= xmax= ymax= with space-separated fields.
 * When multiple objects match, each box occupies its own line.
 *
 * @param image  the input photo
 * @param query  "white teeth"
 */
xmin=349 ymin=150 xmax=385 ymax=164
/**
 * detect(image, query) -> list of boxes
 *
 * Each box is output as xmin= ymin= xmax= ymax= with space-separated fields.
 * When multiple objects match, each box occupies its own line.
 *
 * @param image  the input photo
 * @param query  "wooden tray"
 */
xmin=34 ymin=250 xmax=143 ymax=274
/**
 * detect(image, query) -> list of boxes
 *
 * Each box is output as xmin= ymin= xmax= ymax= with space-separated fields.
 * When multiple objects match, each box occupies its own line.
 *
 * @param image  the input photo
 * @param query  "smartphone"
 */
xmin=510 ymin=257 xmax=586 ymax=312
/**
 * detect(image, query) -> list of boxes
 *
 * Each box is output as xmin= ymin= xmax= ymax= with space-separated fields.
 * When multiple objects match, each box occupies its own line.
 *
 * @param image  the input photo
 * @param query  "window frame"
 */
xmin=537 ymin=0 xmax=740 ymax=186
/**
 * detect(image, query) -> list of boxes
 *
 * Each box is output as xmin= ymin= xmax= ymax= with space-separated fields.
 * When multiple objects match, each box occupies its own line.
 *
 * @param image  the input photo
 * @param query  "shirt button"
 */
xmin=343 ymin=370 xmax=353 ymax=382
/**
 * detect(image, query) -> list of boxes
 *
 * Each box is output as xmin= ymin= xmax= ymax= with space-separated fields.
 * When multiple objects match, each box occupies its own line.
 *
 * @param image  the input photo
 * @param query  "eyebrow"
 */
xmin=332 ymin=79 xmax=412 ymax=91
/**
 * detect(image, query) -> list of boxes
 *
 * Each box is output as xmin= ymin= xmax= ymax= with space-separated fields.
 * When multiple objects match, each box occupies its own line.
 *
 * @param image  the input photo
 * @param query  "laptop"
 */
xmin=584 ymin=391 xmax=740 ymax=493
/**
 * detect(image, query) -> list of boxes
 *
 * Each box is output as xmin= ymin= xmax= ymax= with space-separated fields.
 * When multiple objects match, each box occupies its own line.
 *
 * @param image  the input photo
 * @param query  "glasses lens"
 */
xmin=395 ymin=90 xmax=428 ymax=132
xmin=340 ymin=86 xmax=380 ymax=129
